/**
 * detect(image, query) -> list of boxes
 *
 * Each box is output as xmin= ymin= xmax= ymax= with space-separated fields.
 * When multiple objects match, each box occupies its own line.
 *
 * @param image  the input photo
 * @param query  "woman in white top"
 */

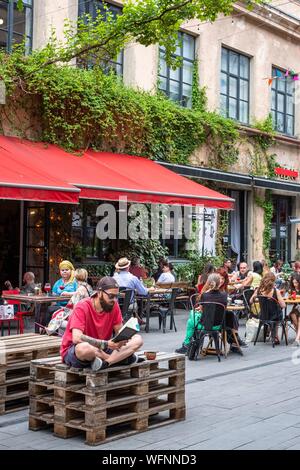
xmin=157 ymin=262 xmax=175 ymax=284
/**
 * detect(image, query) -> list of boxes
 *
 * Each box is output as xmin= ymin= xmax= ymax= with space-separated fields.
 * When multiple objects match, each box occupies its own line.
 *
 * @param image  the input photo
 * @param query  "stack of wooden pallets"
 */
xmin=0 ymin=333 xmax=61 ymax=414
xmin=29 ymin=352 xmax=186 ymax=445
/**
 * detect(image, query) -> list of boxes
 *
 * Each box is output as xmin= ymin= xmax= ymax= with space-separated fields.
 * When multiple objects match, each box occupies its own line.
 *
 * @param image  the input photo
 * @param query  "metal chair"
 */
xmin=188 ymin=301 xmax=226 ymax=362
xmin=1 ymin=290 xmax=26 ymax=335
xmin=157 ymin=287 xmax=178 ymax=333
xmin=118 ymin=288 xmax=135 ymax=322
xmin=254 ymin=295 xmax=288 ymax=347
xmin=242 ymin=288 xmax=255 ymax=319
xmin=143 ymin=288 xmax=178 ymax=333
xmin=190 ymin=293 xmax=200 ymax=310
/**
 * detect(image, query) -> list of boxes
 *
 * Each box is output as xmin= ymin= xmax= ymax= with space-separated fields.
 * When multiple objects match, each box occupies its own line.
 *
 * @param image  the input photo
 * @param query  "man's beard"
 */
xmin=100 ymin=297 xmax=114 ymax=312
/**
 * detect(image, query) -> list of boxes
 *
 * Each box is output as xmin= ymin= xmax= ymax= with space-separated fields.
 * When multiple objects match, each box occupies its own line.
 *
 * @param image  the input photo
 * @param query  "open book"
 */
xmin=112 ymin=317 xmax=140 ymax=343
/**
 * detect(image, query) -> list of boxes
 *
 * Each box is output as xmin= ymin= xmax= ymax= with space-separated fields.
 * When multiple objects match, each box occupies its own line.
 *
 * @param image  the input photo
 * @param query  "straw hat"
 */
xmin=115 ymin=257 xmax=131 ymax=270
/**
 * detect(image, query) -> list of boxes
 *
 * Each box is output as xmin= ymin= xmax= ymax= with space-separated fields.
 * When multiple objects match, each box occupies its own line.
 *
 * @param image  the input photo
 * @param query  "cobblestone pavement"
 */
xmin=1 ymin=311 xmax=300 ymax=450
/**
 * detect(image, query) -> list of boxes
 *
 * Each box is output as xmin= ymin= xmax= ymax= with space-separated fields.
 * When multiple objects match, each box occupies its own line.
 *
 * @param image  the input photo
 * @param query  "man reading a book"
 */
xmin=60 ymin=276 xmax=144 ymax=371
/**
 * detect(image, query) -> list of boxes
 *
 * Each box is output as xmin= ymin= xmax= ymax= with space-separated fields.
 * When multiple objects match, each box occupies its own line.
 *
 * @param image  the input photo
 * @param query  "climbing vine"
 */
xmin=192 ymin=60 xmax=207 ymax=112
xmin=254 ymin=189 xmax=273 ymax=259
xmin=216 ymin=210 xmax=229 ymax=258
xmin=249 ymin=115 xmax=278 ymax=178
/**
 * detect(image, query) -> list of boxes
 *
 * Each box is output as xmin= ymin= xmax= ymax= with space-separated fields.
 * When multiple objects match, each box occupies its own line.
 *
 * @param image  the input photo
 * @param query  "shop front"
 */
xmin=0 ymin=135 xmax=234 ymax=289
xmin=160 ymin=162 xmax=300 ymax=264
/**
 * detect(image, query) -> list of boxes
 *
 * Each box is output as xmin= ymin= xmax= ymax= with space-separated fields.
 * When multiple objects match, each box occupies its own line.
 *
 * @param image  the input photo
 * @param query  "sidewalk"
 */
xmin=0 ymin=310 xmax=300 ymax=450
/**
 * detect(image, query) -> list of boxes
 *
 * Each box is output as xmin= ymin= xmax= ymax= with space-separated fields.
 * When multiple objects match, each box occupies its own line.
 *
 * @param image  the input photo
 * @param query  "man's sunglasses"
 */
xmin=102 ymin=289 xmax=119 ymax=300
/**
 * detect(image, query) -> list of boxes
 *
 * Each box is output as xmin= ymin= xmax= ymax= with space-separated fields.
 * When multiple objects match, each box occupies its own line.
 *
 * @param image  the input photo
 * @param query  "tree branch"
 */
xmin=36 ymin=0 xmax=200 ymax=68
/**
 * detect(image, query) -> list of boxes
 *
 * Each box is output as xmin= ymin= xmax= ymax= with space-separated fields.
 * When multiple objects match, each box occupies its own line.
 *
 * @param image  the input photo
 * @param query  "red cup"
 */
xmin=292 ymin=291 xmax=297 ymax=300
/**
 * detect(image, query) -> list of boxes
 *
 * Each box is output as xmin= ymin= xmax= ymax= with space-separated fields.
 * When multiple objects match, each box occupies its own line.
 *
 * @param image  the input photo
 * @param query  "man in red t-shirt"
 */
xmin=61 ymin=276 xmax=144 ymax=371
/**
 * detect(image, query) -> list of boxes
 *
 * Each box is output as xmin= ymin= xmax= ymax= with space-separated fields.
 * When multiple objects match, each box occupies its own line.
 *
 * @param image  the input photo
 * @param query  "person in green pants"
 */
xmin=175 ymin=270 xmax=228 ymax=354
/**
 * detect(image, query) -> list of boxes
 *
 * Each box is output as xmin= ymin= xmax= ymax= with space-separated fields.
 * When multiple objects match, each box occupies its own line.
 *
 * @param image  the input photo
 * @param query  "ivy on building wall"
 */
xmin=216 ymin=211 xmax=229 ymax=259
xmin=254 ymin=189 xmax=273 ymax=259
xmin=249 ymin=116 xmax=278 ymax=258
xmin=249 ymin=115 xmax=278 ymax=178
xmin=192 ymin=60 xmax=207 ymax=112
xmin=0 ymin=47 xmax=241 ymax=168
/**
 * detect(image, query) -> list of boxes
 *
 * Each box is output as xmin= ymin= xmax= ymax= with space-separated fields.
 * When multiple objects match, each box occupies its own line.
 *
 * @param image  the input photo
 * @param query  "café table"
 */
xmin=2 ymin=293 xmax=63 ymax=333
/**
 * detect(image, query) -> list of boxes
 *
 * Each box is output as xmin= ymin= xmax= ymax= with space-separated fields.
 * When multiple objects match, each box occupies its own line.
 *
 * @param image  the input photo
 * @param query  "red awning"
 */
xmin=0 ymin=136 xmax=234 ymax=209
xmin=0 ymin=140 xmax=79 ymax=203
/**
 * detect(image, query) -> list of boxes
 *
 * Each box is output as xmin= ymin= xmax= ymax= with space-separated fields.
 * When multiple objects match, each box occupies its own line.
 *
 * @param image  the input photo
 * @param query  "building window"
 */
xmin=0 ymin=0 xmax=32 ymax=53
xmin=158 ymin=32 xmax=195 ymax=108
xmin=271 ymin=67 xmax=295 ymax=136
xmin=220 ymin=47 xmax=250 ymax=124
xmin=71 ymin=200 xmax=122 ymax=263
xmin=78 ymin=0 xmax=123 ymax=76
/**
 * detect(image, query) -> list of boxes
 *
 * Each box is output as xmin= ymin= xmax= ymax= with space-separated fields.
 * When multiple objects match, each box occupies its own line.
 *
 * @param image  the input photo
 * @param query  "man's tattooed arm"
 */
xmin=80 ymin=335 xmax=108 ymax=350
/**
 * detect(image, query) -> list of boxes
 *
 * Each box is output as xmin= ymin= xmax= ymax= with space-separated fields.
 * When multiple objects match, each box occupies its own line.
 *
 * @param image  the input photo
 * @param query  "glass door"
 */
xmin=24 ymin=203 xmax=49 ymax=284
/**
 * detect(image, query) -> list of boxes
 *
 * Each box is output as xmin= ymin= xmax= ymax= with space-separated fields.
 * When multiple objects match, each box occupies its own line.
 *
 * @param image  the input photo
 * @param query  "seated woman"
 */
xmin=156 ymin=261 xmax=175 ymax=284
xmin=175 ymin=269 xmax=246 ymax=354
xmin=52 ymin=260 xmax=78 ymax=303
xmin=250 ymin=272 xmax=285 ymax=345
xmin=175 ymin=273 xmax=226 ymax=354
xmin=45 ymin=260 xmax=77 ymax=326
xmin=288 ymin=273 xmax=300 ymax=347
xmin=46 ymin=269 xmax=93 ymax=335
xmin=69 ymin=268 xmax=93 ymax=307
xmin=196 ymin=262 xmax=215 ymax=294
xmin=129 ymin=257 xmax=148 ymax=280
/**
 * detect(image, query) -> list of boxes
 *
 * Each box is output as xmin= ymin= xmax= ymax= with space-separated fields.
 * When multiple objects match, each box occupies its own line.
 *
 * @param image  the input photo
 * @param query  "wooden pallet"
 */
xmin=29 ymin=352 xmax=186 ymax=445
xmin=0 ymin=334 xmax=61 ymax=414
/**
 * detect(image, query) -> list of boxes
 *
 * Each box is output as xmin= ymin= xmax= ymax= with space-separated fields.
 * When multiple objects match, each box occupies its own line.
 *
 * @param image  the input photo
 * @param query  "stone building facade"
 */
xmin=1 ymin=0 xmax=300 ymax=286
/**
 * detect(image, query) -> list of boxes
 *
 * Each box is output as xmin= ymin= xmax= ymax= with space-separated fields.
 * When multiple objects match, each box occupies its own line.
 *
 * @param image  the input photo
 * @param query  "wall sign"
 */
xmin=274 ymin=167 xmax=299 ymax=180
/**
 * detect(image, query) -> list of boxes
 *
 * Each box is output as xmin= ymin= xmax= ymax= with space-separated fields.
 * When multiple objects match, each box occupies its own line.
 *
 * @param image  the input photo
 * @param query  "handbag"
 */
xmin=245 ymin=317 xmax=264 ymax=343
xmin=46 ymin=307 xmax=71 ymax=335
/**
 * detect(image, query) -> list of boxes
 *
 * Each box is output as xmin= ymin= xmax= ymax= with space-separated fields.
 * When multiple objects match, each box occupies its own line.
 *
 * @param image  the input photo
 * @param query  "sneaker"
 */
xmin=118 ymin=353 xmax=145 ymax=365
xmin=91 ymin=357 xmax=109 ymax=371
xmin=175 ymin=344 xmax=189 ymax=354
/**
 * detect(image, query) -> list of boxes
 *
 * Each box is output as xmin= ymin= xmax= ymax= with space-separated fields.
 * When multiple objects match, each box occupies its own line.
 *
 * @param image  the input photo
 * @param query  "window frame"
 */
xmin=158 ymin=31 xmax=195 ymax=108
xmin=220 ymin=46 xmax=250 ymax=124
xmin=271 ymin=66 xmax=295 ymax=136
xmin=78 ymin=0 xmax=123 ymax=76
xmin=0 ymin=0 xmax=33 ymax=53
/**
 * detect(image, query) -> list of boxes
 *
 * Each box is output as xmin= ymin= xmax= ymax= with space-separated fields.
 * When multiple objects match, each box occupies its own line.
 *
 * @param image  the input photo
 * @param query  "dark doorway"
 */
xmin=270 ymin=196 xmax=291 ymax=263
xmin=222 ymin=190 xmax=248 ymax=263
xmin=0 ymin=200 xmax=20 ymax=290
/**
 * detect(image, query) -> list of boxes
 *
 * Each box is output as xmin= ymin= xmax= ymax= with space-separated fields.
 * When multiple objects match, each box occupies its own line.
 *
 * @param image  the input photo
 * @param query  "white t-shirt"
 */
xmin=157 ymin=272 xmax=175 ymax=284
